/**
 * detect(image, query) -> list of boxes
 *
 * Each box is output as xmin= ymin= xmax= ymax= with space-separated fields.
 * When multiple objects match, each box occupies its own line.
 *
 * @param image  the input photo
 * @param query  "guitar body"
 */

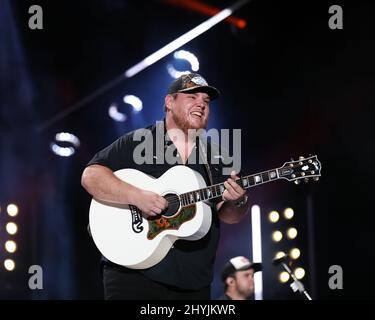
xmin=89 ymin=165 xmax=212 ymax=269
xmin=88 ymin=155 xmax=321 ymax=270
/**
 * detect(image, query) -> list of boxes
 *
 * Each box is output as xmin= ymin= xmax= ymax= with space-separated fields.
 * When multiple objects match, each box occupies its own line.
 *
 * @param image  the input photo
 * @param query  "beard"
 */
xmin=238 ymin=284 xmax=254 ymax=299
xmin=171 ymin=109 xmax=208 ymax=133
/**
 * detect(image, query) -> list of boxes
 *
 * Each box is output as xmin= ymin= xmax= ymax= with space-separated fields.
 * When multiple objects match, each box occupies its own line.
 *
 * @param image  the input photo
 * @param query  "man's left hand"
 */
xmin=222 ymin=170 xmax=246 ymax=202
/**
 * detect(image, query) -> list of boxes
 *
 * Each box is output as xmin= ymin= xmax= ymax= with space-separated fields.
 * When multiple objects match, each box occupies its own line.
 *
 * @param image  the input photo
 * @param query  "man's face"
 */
xmin=168 ymin=92 xmax=210 ymax=132
xmin=233 ymin=269 xmax=255 ymax=299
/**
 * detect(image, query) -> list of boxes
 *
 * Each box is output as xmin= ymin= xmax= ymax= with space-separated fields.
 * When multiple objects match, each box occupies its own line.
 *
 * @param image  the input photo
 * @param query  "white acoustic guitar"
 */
xmin=89 ymin=155 xmax=321 ymax=269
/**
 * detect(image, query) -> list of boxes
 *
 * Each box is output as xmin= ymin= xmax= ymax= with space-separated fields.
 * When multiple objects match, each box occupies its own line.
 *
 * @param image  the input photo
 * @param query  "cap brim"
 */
xmin=178 ymin=85 xmax=220 ymax=100
xmin=238 ymin=262 xmax=263 ymax=273
xmin=250 ymin=263 xmax=262 ymax=272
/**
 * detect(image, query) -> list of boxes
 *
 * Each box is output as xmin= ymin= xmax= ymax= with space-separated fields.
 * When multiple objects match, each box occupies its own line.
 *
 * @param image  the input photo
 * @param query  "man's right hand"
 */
xmin=133 ymin=189 xmax=168 ymax=218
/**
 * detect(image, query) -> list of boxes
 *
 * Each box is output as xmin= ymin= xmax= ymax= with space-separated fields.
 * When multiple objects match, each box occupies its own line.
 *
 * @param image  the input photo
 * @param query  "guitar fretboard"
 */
xmin=179 ymin=168 xmax=280 ymax=206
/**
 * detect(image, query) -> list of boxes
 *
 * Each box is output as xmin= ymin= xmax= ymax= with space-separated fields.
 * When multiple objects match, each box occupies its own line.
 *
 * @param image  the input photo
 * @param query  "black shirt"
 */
xmin=87 ymin=120 xmax=228 ymax=290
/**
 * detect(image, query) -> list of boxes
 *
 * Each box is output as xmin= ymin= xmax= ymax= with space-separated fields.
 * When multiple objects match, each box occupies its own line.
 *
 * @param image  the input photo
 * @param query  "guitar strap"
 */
xmin=198 ymin=137 xmax=213 ymax=186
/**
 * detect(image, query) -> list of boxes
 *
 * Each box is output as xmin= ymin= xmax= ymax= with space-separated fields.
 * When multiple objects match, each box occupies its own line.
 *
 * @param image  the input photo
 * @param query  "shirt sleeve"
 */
xmin=86 ymin=134 xmax=133 ymax=172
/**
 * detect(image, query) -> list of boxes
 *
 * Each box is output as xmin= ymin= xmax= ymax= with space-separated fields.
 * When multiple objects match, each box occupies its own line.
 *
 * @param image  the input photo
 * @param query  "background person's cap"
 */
xmin=167 ymin=73 xmax=220 ymax=100
xmin=221 ymin=256 xmax=262 ymax=281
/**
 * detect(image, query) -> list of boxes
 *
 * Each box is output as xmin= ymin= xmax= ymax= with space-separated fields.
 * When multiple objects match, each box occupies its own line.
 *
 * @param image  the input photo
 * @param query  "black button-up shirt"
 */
xmin=87 ymin=120 xmax=228 ymax=290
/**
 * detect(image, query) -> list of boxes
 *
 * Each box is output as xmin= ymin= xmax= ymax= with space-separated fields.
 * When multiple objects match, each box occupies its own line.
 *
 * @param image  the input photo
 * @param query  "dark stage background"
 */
xmin=1 ymin=0 xmax=374 ymax=300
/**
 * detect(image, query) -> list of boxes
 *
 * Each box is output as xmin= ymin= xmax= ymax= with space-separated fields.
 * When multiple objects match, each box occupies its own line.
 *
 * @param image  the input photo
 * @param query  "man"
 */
xmin=81 ymin=73 xmax=250 ymax=299
xmin=219 ymin=256 xmax=262 ymax=300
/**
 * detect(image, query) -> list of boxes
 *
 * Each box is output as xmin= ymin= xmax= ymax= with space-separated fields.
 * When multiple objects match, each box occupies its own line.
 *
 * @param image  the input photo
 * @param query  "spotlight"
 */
xmin=286 ymin=227 xmax=298 ymax=239
xmin=50 ymin=132 xmax=80 ymax=157
xmin=279 ymin=271 xmax=290 ymax=283
xmin=166 ymin=65 xmax=191 ymax=79
xmin=272 ymin=230 xmax=283 ymax=242
xmin=108 ymin=103 xmax=127 ymax=122
xmin=268 ymin=211 xmax=279 ymax=223
xmin=290 ymin=248 xmax=301 ymax=260
xmin=284 ymin=208 xmax=294 ymax=219
xmin=5 ymin=240 xmax=17 ymax=253
xmin=174 ymin=50 xmax=199 ymax=71
xmin=167 ymin=50 xmax=199 ymax=78
xmin=294 ymin=267 xmax=305 ymax=280
xmin=4 ymin=259 xmax=15 ymax=271
xmin=6 ymin=222 xmax=18 ymax=235
xmin=7 ymin=204 xmax=19 ymax=217
xmin=274 ymin=251 xmax=286 ymax=260
xmin=123 ymin=95 xmax=143 ymax=112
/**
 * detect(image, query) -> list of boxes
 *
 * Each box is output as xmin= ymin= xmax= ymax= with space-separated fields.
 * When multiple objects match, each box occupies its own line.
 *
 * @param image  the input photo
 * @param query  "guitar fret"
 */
xmin=200 ymin=189 xmax=204 ymax=201
xmin=219 ymin=184 xmax=225 ymax=195
xmin=253 ymin=175 xmax=261 ymax=184
xmin=237 ymin=178 xmax=244 ymax=188
xmin=269 ymin=170 xmax=277 ymax=180
xmin=261 ymin=172 xmax=270 ymax=182
xmin=248 ymin=176 xmax=255 ymax=186
xmin=216 ymin=185 xmax=220 ymax=196
xmin=242 ymin=177 xmax=249 ymax=187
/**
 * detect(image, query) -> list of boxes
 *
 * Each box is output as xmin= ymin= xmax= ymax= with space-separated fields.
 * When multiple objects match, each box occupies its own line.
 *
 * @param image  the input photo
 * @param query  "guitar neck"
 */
xmin=180 ymin=167 xmax=282 ymax=206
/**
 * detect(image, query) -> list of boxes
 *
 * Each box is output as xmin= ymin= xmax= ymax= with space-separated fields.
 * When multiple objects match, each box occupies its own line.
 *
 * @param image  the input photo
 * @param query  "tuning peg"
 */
xmin=313 ymin=177 xmax=319 ymax=181
xmin=304 ymin=178 xmax=309 ymax=183
xmin=299 ymin=156 xmax=305 ymax=160
xmin=294 ymin=180 xmax=301 ymax=185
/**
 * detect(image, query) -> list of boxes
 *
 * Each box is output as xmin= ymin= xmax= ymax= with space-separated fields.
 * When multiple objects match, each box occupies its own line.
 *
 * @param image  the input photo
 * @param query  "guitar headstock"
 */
xmin=278 ymin=155 xmax=321 ymax=184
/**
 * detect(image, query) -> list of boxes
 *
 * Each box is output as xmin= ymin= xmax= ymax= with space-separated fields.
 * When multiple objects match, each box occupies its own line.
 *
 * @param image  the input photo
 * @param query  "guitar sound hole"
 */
xmin=161 ymin=193 xmax=180 ymax=217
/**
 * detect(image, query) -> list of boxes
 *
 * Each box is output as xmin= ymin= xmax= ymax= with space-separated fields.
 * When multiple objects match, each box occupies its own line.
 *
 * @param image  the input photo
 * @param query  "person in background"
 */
xmin=219 ymin=256 xmax=262 ymax=300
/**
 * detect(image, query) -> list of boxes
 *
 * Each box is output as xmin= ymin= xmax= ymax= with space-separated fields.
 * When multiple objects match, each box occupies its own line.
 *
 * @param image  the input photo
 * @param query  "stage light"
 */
xmin=50 ymin=144 xmax=75 ymax=157
xmin=4 ymin=259 xmax=15 ymax=271
xmin=274 ymin=251 xmax=286 ymax=260
xmin=272 ymin=230 xmax=283 ymax=242
xmin=251 ymin=205 xmax=263 ymax=300
xmin=55 ymin=132 xmax=80 ymax=146
xmin=6 ymin=222 xmax=18 ymax=235
xmin=284 ymin=207 xmax=294 ymax=219
xmin=290 ymin=248 xmax=301 ymax=260
xmin=7 ymin=204 xmax=19 ymax=217
xmin=108 ymin=103 xmax=127 ymax=122
xmin=167 ymin=50 xmax=200 ymax=79
xmin=286 ymin=227 xmax=298 ymax=239
xmin=167 ymin=65 xmax=190 ymax=79
xmin=5 ymin=240 xmax=17 ymax=253
xmin=279 ymin=271 xmax=290 ymax=283
xmin=124 ymin=1 xmax=246 ymax=78
xmin=268 ymin=210 xmax=279 ymax=223
xmin=123 ymin=95 xmax=143 ymax=112
xmin=174 ymin=50 xmax=199 ymax=70
xmin=50 ymin=132 xmax=80 ymax=157
xmin=294 ymin=267 xmax=305 ymax=280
